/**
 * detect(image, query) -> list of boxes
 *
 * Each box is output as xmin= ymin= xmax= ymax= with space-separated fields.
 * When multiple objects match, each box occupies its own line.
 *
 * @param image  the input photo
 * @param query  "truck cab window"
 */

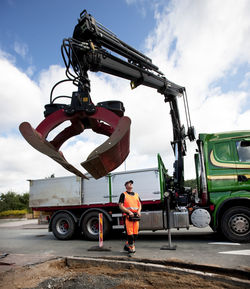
xmin=214 ymin=142 xmax=233 ymax=162
xmin=236 ymin=140 xmax=250 ymax=162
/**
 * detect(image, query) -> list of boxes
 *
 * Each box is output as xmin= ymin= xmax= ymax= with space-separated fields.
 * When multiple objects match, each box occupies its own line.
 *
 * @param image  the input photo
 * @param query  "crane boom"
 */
xmin=19 ymin=10 xmax=195 ymax=192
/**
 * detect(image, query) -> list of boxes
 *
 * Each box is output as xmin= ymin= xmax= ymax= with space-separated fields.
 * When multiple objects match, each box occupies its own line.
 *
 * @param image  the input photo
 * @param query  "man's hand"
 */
xmin=128 ymin=211 xmax=134 ymax=217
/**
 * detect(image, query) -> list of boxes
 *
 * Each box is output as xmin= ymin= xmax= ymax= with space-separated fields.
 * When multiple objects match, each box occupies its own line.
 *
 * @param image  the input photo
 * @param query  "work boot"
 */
xmin=128 ymin=245 xmax=135 ymax=253
xmin=123 ymin=242 xmax=129 ymax=252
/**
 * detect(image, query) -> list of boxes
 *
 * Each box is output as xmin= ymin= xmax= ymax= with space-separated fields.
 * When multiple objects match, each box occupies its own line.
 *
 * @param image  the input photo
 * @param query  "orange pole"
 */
xmin=99 ymin=213 xmax=103 ymax=248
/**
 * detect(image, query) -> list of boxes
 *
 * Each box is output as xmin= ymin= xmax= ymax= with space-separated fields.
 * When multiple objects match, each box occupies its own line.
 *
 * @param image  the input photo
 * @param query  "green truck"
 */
xmin=192 ymin=131 xmax=250 ymax=242
xmin=29 ymin=132 xmax=250 ymax=243
xmin=23 ymin=11 xmax=250 ymax=243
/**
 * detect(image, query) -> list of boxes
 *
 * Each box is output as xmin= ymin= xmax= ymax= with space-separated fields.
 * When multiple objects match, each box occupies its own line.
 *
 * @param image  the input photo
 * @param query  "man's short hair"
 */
xmin=124 ymin=180 xmax=133 ymax=186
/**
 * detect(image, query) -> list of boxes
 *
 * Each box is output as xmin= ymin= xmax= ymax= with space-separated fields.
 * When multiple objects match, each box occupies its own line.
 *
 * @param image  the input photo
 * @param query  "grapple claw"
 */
xmin=81 ymin=116 xmax=131 ymax=179
xmin=19 ymin=105 xmax=131 ymax=179
xmin=19 ymin=122 xmax=89 ymax=179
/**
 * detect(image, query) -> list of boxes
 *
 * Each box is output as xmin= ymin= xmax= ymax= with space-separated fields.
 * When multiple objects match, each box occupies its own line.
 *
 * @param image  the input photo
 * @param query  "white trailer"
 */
xmin=29 ymin=167 xmax=173 ymax=240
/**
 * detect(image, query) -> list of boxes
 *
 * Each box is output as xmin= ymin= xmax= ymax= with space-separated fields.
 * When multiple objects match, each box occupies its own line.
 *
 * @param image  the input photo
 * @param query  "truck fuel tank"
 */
xmin=171 ymin=207 xmax=189 ymax=229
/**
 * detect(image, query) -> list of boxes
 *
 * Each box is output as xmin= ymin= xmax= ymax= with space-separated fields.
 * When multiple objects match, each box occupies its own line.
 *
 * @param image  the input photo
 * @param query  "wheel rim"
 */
xmin=86 ymin=217 xmax=99 ymax=235
xmin=229 ymin=214 xmax=250 ymax=235
xmin=56 ymin=219 xmax=70 ymax=235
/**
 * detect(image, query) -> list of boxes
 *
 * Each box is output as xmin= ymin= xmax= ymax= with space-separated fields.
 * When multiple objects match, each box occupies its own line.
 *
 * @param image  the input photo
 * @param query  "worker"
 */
xmin=119 ymin=180 xmax=142 ymax=254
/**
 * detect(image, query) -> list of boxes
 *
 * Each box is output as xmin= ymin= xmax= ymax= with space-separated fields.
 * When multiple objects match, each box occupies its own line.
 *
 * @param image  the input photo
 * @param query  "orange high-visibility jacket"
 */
xmin=123 ymin=191 xmax=140 ymax=215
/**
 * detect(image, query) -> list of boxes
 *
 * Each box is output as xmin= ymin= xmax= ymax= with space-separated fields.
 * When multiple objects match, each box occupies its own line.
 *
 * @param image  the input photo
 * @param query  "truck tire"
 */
xmin=81 ymin=211 xmax=111 ymax=241
xmin=51 ymin=213 xmax=76 ymax=240
xmin=221 ymin=206 xmax=250 ymax=243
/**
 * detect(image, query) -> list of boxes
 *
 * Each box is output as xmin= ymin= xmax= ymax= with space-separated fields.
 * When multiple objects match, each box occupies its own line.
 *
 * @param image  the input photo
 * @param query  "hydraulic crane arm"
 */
xmin=70 ymin=10 xmax=184 ymax=94
xmin=19 ymin=10 xmax=194 ymax=187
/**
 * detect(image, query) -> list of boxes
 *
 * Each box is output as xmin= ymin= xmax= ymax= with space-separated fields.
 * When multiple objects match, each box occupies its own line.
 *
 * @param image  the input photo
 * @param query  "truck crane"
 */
xmin=20 ymin=10 xmax=250 ymax=243
xmin=19 ymin=10 xmax=194 ymax=194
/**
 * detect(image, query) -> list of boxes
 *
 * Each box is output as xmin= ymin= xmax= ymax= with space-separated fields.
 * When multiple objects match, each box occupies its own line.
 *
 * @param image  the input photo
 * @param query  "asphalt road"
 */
xmin=0 ymin=219 xmax=250 ymax=271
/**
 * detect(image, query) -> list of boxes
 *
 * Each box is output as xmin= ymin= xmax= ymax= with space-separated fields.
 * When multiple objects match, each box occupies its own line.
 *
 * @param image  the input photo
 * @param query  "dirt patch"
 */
xmin=0 ymin=258 xmax=248 ymax=289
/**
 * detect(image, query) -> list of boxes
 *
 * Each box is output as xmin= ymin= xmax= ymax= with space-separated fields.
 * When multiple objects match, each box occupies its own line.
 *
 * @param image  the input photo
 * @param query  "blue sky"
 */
xmin=0 ymin=0 xmax=157 ymax=77
xmin=0 ymin=0 xmax=250 ymax=193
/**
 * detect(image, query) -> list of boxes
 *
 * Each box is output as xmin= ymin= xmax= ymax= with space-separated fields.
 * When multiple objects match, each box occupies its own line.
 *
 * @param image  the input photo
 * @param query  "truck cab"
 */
xmin=195 ymin=131 xmax=250 ymax=242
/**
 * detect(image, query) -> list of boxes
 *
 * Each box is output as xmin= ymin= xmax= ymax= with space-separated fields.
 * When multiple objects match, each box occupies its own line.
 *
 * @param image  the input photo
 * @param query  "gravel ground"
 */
xmin=24 ymin=273 xmax=121 ymax=289
xmin=1 ymin=258 xmax=249 ymax=289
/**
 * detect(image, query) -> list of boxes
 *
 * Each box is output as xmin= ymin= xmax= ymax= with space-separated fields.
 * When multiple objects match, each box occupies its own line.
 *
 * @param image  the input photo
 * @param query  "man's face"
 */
xmin=125 ymin=182 xmax=133 ymax=190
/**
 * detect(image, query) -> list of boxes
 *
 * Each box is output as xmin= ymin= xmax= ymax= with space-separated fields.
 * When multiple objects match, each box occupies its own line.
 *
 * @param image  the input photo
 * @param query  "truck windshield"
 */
xmin=236 ymin=140 xmax=250 ymax=162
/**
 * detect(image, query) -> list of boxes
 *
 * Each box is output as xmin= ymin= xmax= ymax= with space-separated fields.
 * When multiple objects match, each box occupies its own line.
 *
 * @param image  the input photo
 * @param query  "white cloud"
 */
xmin=0 ymin=136 xmax=62 ymax=193
xmin=1 ymin=0 xmax=250 ymax=192
xmin=193 ymin=89 xmax=247 ymax=132
xmin=14 ymin=41 xmax=28 ymax=59
xmin=240 ymin=72 xmax=250 ymax=89
xmin=0 ymin=57 xmax=43 ymax=134
xmin=13 ymin=41 xmax=35 ymax=76
xmin=125 ymin=0 xmax=154 ymax=17
xmin=38 ymin=64 xmax=76 ymax=106
xmin=0 ymin=49 xmax=16 ymax=64
xmin=146 ymin=0 xmax=250 ymax=94
xmin=25 ymin=65 xmax=36 ymax=77
xmin=143 ymin=0 xmax=250 ymax=178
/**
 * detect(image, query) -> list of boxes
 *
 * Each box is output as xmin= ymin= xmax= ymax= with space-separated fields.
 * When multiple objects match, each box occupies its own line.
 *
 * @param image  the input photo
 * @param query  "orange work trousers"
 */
xmin=125 ymin=217 xmax=139 ymax=235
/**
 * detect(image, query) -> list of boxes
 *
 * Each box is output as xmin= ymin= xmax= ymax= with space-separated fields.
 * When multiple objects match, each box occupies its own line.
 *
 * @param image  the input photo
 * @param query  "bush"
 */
xmin=0 ymin=209 xmax=28 ymax=217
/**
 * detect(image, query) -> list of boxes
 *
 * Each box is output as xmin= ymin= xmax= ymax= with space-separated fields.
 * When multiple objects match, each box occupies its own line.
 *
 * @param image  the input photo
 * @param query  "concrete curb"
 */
xmin=97 ymin=255 xmax=250 ymax=280
xmin=66 ymin=256 xmax=250 ymax=288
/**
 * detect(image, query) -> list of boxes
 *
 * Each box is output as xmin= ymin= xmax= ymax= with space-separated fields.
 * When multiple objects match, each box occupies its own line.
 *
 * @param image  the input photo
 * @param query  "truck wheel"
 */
xmin=81 ymin=211 xmax=111 ymax=241
xmin=51 ymin=213 xmax=76 ymax=240
xmin=221 ymin=206 xmax=250 ymax=243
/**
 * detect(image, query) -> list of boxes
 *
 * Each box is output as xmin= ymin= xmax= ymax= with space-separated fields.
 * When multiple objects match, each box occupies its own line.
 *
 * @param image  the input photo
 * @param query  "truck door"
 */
xmin=208 ymin=140 xmax=238 ymax=192
xmin=235 ymin=139 xmax=250 ymax=190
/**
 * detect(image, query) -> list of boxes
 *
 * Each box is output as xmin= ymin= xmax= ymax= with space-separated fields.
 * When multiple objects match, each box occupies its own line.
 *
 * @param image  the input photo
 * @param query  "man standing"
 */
xmin=119 ymin=180 xmax=141 ymax=254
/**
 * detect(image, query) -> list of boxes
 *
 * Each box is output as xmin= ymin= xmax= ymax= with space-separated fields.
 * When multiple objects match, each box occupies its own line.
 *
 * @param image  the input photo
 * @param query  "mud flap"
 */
xmin=81 ymin=117 xmax=131 ymax=179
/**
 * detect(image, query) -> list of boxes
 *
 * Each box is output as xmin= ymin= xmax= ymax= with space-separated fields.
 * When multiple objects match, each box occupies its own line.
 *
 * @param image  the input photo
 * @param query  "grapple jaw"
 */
xmin=81 ymin=116 xmax=130 ymax=178
xmin=19 ymin=100 xmax=131 ymax=179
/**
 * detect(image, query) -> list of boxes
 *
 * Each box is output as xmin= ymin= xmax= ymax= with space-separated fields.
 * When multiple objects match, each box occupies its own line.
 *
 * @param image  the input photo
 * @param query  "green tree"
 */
xmin=19 ymin=193 xmax=30 ymax=210
xmin=0 ymin=192 xmax=29 ymax=212
xmin=184 ymin=179 xmax=197 ymax=190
